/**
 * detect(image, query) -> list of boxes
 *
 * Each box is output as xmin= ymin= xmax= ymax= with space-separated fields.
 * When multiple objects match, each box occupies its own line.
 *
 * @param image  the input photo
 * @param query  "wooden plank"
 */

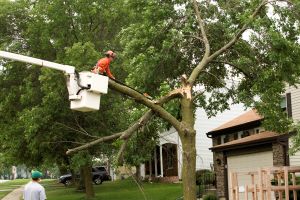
xmin=235 ymin=173 xmax=239 ymax=200
xmin=271 ymin=185 xmax=300 ymax=190
xmin=251 ymin=174 xmax=255 ymax=200
xmin=245 ymin=185 xmax=248 ymax=200
xmin=266 ymin=169 xmax=271 ymax=200
xmin=292 ymin=173 xmax=297 ymax=200
xmin=284 ymin=167 xmax=289 ymax=200
xmin=229 ymin=172 xmax=234 ymax=200
xmin=254 ymin=184 xmax=257 ymax=200
xmin=277 ymin=173 xmax=283 ymax=200
xmin=259 ymin=169 xmax=264 ymax=200
xmin=235 ymin=186 xmax=239 ymax=200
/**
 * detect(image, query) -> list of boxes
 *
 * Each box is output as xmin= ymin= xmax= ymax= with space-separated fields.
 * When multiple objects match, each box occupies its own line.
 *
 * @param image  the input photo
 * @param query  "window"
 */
xmin=281 ymin=95 xmax=287 ymax=111
xmin=233 ymin=132 xmax=239 ymax=140
xmin=241 ymin=130 xmax=250 ymax=138
xmin=166 ymin=144 xmax=175 ymax=169
xmin=223 ymin=135 xmax=229 ymax=143
xmin=217 ymin=137 xmax=221 ymax=145
xmin=281 ymin=93 xmax=292 ymax=117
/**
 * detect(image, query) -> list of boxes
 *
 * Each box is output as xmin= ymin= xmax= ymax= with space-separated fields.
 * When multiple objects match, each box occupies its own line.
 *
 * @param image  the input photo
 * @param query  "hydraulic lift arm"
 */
xmin=0 ymin=51 xmax=108 ymax=112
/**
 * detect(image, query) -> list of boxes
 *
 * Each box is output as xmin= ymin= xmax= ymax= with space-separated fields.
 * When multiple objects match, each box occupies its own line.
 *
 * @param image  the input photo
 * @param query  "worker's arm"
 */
xmin=106 ymin=66 xmax=115 ymax=79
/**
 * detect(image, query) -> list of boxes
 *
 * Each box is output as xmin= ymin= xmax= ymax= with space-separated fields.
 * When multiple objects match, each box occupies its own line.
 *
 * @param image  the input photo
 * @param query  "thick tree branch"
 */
xmin=66 ymin=89 xmax=182 ymax=155
xmin=188 ymin=0 xmax=268 ymax=85
xmin=191 ymin=0 xmax=210 ymax=58
xmin=116 ymin=139 xmax=129 ymax=165
xmin=108 ymin=79 xmax=182 ymax=131
xmin=187 ymin=0 xmax=211 ymax=86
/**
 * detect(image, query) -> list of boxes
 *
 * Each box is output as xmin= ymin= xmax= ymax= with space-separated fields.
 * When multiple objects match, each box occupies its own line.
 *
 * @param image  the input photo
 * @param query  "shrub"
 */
xmin=196 ymin=169 xmax=216 ymax=186
xmin=203 ymin=193 xmax=218 ymax=200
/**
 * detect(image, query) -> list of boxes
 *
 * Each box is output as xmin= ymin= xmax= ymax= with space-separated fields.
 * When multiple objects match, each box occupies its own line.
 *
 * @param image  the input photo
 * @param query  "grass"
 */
xmin=0 ymin=179 xmax=29 ymax=199
xmin=0 ymin=178 xmax=183 ymax=200
xmin=0 ymin=179 xmax=54 ymax=200
xmin=45 ymin=178 xmax=183 ymax=200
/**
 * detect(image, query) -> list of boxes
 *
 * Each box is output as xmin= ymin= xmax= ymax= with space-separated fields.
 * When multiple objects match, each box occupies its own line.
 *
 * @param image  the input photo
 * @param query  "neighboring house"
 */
xmin=140 ymin=105 xmax=246 ymax=181
xmin=207 ymin=109 xmax=289 ymax=200
xmin=206 ymin=87 xmax=300 ymax=200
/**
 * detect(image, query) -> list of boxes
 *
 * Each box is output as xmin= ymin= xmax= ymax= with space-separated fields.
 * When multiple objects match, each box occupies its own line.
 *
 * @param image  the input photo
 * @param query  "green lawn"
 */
xmin=46 ymin=178 xmax=183 ymax=200
xmin=0 ymin=179 xmax=29 ymax=199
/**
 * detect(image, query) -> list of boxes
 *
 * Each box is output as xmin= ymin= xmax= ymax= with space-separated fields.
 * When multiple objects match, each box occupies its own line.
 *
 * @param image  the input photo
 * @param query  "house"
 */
xmin=140 ymin=105 xmax=246 ymax=182
xmin=207 ymin=109 xmax=289 ymax=200
xmin=206 ymin=87 xmax=300 ymax=200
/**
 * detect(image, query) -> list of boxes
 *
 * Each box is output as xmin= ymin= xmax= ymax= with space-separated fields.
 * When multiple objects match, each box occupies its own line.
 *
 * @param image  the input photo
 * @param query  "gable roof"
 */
xmin=207 ymin=109 xmax=263 ymax=136
xmin=210 ymin=131 xmax=288 ymax=151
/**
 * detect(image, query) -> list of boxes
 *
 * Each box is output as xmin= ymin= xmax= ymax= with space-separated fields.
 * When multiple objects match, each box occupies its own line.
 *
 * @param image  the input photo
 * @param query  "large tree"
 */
xmin=0 ymin=0 xmax=133 ymax=198
xmin=1 ymin=0 xmax=300 ymax=199
xmin=66 ymin=1 xmax=300 ymax=199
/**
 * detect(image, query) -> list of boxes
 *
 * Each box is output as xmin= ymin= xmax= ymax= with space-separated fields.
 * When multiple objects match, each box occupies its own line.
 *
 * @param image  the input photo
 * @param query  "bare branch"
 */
xmin=56 ymin=122 xmax=99 ymax=139
xmin=211 ymin=60 xmax=253 ymax=79
xmin=45 ymin=141 xmax=86 ymax=145
xmin=183 ymin=34 xmax=204 ymax=42
xmin=66 ymin=132 xmax=123 ymax=155
xmin=192 ymin=90 xmax=205 ymax=102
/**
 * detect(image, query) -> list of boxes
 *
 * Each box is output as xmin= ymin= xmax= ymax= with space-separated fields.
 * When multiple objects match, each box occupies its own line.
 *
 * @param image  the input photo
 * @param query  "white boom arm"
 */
xmin=0 ymin=51 xmax=108 ymax=112
xmin=0 ymin=51 xmax=75 ymax=74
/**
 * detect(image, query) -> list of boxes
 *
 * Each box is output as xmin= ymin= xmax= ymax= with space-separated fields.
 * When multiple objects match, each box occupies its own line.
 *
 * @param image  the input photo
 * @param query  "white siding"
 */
xmin=285 ymin=85 xmax=300 ymax=122
xmin=286 ymin=85 xmax=300 ymax=166
xmin=195 ymin=104 xmax=247 ymax=170
xmin=157 ymin=104 xmax=247 ymax=174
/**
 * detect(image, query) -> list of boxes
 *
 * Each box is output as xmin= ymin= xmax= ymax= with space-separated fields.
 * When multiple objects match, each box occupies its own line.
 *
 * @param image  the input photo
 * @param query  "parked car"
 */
xmin=58 ymin=166 xmax=111 ymax=186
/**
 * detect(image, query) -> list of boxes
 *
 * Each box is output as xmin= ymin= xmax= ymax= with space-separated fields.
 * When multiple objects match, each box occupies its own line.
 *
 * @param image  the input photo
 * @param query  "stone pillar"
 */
xmin=272 ymin=143 xmax=285 ymax=166
xmin=213 ymin=151 xmax=227 ymax=199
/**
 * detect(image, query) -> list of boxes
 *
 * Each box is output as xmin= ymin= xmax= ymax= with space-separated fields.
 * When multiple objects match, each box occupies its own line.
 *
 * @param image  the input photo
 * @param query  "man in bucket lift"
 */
xmin=92 ymin=50 xmax=116 ymax=79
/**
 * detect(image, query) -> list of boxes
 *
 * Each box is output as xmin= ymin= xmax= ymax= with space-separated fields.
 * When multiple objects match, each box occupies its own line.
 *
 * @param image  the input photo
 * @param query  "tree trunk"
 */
xmin=179 ymin=96 xmax=197 ymax=200
xmin=76 ymin=168 xmax=85 ymax=191
xmin=180 ymin=132 xmax=197 ymax=200
xmin=135 ymin=164 xmax=141 ymax=181
xmin=83 ymin=165 xmax=95 ymax=199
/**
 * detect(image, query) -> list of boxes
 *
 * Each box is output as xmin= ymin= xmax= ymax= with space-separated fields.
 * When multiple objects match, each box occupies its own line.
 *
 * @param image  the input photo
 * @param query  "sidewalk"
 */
xmin=1 ymin=186 xmax=24 ymax=200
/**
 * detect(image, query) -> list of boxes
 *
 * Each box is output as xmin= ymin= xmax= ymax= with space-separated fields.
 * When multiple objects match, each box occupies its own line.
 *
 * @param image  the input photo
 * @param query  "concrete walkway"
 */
xmin=1 ymin=186 xmax=24 ymax=200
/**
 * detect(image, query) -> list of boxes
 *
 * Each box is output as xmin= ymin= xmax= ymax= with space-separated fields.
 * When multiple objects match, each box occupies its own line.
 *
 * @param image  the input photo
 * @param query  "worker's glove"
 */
xmin=91 ymin=67 xmax=99 ymax=74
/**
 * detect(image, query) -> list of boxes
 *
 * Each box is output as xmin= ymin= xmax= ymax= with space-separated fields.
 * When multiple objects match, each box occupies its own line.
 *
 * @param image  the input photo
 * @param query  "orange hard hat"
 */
xmin=105 ymin=50 xmax=116 ymax=58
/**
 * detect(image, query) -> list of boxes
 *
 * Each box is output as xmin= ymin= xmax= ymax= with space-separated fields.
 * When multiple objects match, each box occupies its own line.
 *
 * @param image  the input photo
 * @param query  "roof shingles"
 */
xmin=210 ymin=109 xmax=263 ymax=132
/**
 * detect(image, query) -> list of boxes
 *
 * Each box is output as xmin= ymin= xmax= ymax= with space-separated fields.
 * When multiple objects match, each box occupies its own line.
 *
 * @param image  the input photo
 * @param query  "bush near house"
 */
xmin=196 ymin=169 xmax=216 ymax=186
xmin=196 ymin=169 xmax=216 ymax=197
xmin=203 ymin=193 xmax=218 ymax=200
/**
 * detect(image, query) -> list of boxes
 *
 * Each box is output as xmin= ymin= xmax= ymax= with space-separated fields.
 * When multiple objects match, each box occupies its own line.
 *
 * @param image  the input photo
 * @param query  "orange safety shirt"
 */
xmin=92 ymin=57 xmax=115 ymax=79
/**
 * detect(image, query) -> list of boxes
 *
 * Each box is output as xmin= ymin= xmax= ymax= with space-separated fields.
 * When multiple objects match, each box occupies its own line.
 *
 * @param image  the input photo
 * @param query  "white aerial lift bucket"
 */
xmin=70 ymin=72 xmax=108 ymax=112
